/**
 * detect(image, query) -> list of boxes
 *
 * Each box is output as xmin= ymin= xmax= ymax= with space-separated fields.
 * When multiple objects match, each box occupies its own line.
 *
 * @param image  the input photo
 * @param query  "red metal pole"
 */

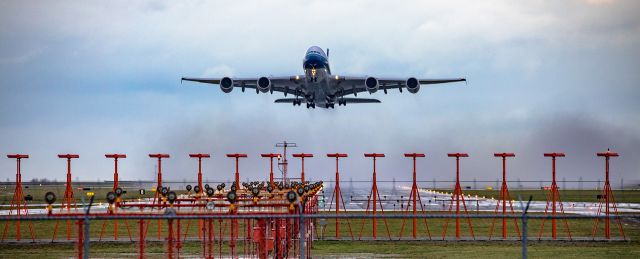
xmin=327 ymin=153 xmax=348 ymax=239
xmin=148 ymin=154 xmax=169 ymax=239
xmin=596 ymin=149 xmax=618 ymax=239
xmin=139 ymin=219 xmax=145 ymax=259
xmin=261 ymin=154 xmax=281 ymax=186
xmin=445 ymin=153 xmax=471 ymax=240
xmin=293 ymin=153 xmax=314 ymax=183
xmin=551 ymin=155 xmax=557 ymax=238
xmin=494 ymin=153 xmax=515 ymax=239
xmin=404 ymin=153 xmax=425 ymax=239
xmin=148 ymin=154 xmax=170 ymax=188
xmin=4 ymin=154 xmax=33 ymax=242
xmin=105 ymin=154 xmax=126 ymax=241
xmin=168 ymin=219 xmax=174 ymax=258
xmin=226 ymin=154 xmax=248 ymax=190
xmin=58 ymin=154 xmax=79 ymax=241
xmin=544 ymin=152 xmax=565 ymax=239
xmin=189 ymin=154 xmax=211 ymax=194
xmin=365 ymin=153 xmax=385 ymax=240
xmin=106 ymin=154 xmax=126 ymax=191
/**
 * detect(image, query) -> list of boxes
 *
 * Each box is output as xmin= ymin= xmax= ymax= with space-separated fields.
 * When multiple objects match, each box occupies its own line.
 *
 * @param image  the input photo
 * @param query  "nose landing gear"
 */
xmin=306 ymin=102 xmax=316 ymax=109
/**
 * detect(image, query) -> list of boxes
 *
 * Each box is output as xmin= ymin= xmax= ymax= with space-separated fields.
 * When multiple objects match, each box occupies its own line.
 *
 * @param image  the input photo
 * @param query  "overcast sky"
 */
xmin=0 ymin=0 xmax=638 ymax=187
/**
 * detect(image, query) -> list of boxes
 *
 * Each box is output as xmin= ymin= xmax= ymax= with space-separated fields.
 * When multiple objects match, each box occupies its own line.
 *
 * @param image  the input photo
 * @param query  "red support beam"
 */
xmin=102 ymin=153 xmax=132 ymax=241
xmin=359 ymin=153 xmax=391 ymax=240
xmin=442 ymin=153 xmax=475 ymax=240
xmin=261 ymin=153 xmax=281 ymax=186
xmin=1 ymin=154 xmax=36 ymax=242
xmin=326 ymin=153 xmax=353 ymax=239
xmin=592 ymin=149 xmax=625 ymax=240
xmin=149 ymin=154 xmax=170 ymax=188
xmin=105 ymin=154 xmax=127 ymax=191
xmin=189 ymin=153 xmax=211 ymax=195
xmin=292 ymin=153 xmax=313 ymax=183
xmin=148 ymin=153 xmax=169 ymax=240
xmin=538 ymin=152 xmax=572 ymax=240
xmin=226 ymin=154 xmax=248 ymax=190
xmin=52 ymin=154 xmax=80 ymax=241
xmin=488 ymin=153 xmax=520 ymax=240
xmin=398 ymin=153 xmax=431 ymax=240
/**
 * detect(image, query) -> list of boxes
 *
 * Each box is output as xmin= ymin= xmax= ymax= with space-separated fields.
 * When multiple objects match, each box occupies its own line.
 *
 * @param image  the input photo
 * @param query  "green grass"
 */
xmin=0 ymin=212 xmax=637 ymax=258
xmin=434 ymin=189 xmax=640 ymax=203
xmin=313 ymin=241 xmax=640 ymax=258
xmin=1 ymin=185 xmax=639 ymax=257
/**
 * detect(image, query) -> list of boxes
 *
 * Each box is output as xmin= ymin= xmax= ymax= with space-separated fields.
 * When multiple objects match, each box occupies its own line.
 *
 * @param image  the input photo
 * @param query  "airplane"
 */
xmin=181 ymin=46 xmax=466 ymax=109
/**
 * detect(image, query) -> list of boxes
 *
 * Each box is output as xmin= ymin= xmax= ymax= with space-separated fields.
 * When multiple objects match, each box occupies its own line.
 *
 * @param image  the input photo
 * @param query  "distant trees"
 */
xmin=30 ymin=178 xmax=51 ymax=183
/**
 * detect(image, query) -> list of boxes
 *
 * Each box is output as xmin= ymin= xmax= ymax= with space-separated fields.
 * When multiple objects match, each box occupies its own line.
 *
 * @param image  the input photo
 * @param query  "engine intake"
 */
xmin=257 ymin=77 xmax=271 ymax=93
xmin=220 ymin=77 xmax=234 ymax=93
xmin=406 ymin=77 xmax=420 ymax=94
xmin=365 ymin=77 xmax=378 ymax=93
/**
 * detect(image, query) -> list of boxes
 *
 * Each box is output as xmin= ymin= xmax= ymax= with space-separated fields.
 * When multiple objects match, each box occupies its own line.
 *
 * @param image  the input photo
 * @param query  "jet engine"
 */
xmin=220 ymin=77 xmax=234 ymax=93
xmin=365 ymin=76 xmax=379 ymax=93
xmin=257 ymin=77 xmax=271 ymax=93
xmin=406 ymin=77 xmax=420 ymax=94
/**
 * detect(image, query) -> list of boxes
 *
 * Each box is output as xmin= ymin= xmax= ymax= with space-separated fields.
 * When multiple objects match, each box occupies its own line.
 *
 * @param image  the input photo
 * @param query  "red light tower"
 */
xmin=537 ymin=152 xmax=572 ymax=240
xmin=100 ymin=154 xmax=132 ymax=241
xmin=189 ymin=153 xmax=211 ymax=195
xmin=488 ymin=153 xmax=520 ymax=240
xmin=261 ymin=153 xmax=280 ymax=186
xmin=358 ymin=153 xmax=391 ymax=240
xmin=149 ymin=154 xmax=170 ymax=189
xmin=226 ymin=153 xmax=247 ymax=258
xmin=292 ymin=153 xmax=313 ymax=183
xmin=105 ymin=154 xmax=127 ymax=191
xmin=1 ymin=154 xmax=35 ymax=242
xmin=148 ymin=153 xmax=170 ymax=239
xmin=592 ymin=149 xmax=625 ymax=240
xmin=226 ymin=154 xmax=248 ymax=190
xmin=399 ymin=153 xmax=431 ymax=240
xmin=442 ymin=153 xmax=475 ymax=240
xmin=53 ymin=154 xmax=80 ymax=241
xmin=327 ymin=153 xmax=354 ymax=239
xmin=276 ymin=141 xmax=296 ymax=184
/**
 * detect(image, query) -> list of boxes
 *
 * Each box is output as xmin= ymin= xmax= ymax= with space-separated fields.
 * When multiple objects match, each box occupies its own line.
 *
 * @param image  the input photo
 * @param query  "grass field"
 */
xmin=1 ymin=185 xmax=639 ymax=257
xmin=0 ymin=211 xmax=637 ymax=258
xmin=434 ymin=189 xmax=640 ymax=203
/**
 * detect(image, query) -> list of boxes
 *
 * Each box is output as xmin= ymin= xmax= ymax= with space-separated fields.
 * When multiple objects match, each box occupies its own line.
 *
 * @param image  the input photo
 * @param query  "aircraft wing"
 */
xmin=181 ymin=76 xmax=305 ymax=96
xmin=335 ymin=76 xmax=466 ymax=96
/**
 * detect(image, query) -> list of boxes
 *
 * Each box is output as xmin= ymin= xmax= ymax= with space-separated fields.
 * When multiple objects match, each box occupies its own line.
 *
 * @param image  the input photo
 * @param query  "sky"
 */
xmin=0 ymin=0 xmax=639 ymax=187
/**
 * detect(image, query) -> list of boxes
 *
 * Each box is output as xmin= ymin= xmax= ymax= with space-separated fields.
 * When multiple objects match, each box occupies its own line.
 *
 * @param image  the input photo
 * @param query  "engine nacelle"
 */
xmin=406 ymin=77 xmax=420 ymax=94
xmin=365 ymin=76 xmax=379 ymax=93
xmin=220 ymin=77 xmax=234 ymax=93
xmin=257 ymin=77 xmax=271 ymax=93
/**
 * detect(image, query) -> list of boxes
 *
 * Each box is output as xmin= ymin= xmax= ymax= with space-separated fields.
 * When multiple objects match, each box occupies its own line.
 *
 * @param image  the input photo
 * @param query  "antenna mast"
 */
xmin=276 ymin=141 xmax=297 ymax=184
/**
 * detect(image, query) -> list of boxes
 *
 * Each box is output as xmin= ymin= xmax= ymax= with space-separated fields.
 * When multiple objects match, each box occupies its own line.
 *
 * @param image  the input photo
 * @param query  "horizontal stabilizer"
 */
xmin=275 ymin=98 xmax=307 ymax=103
xmin=275 ymin=98 xmax=380 ymax=104
xmin=341 ymin=98 xmax=381 ymax=103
